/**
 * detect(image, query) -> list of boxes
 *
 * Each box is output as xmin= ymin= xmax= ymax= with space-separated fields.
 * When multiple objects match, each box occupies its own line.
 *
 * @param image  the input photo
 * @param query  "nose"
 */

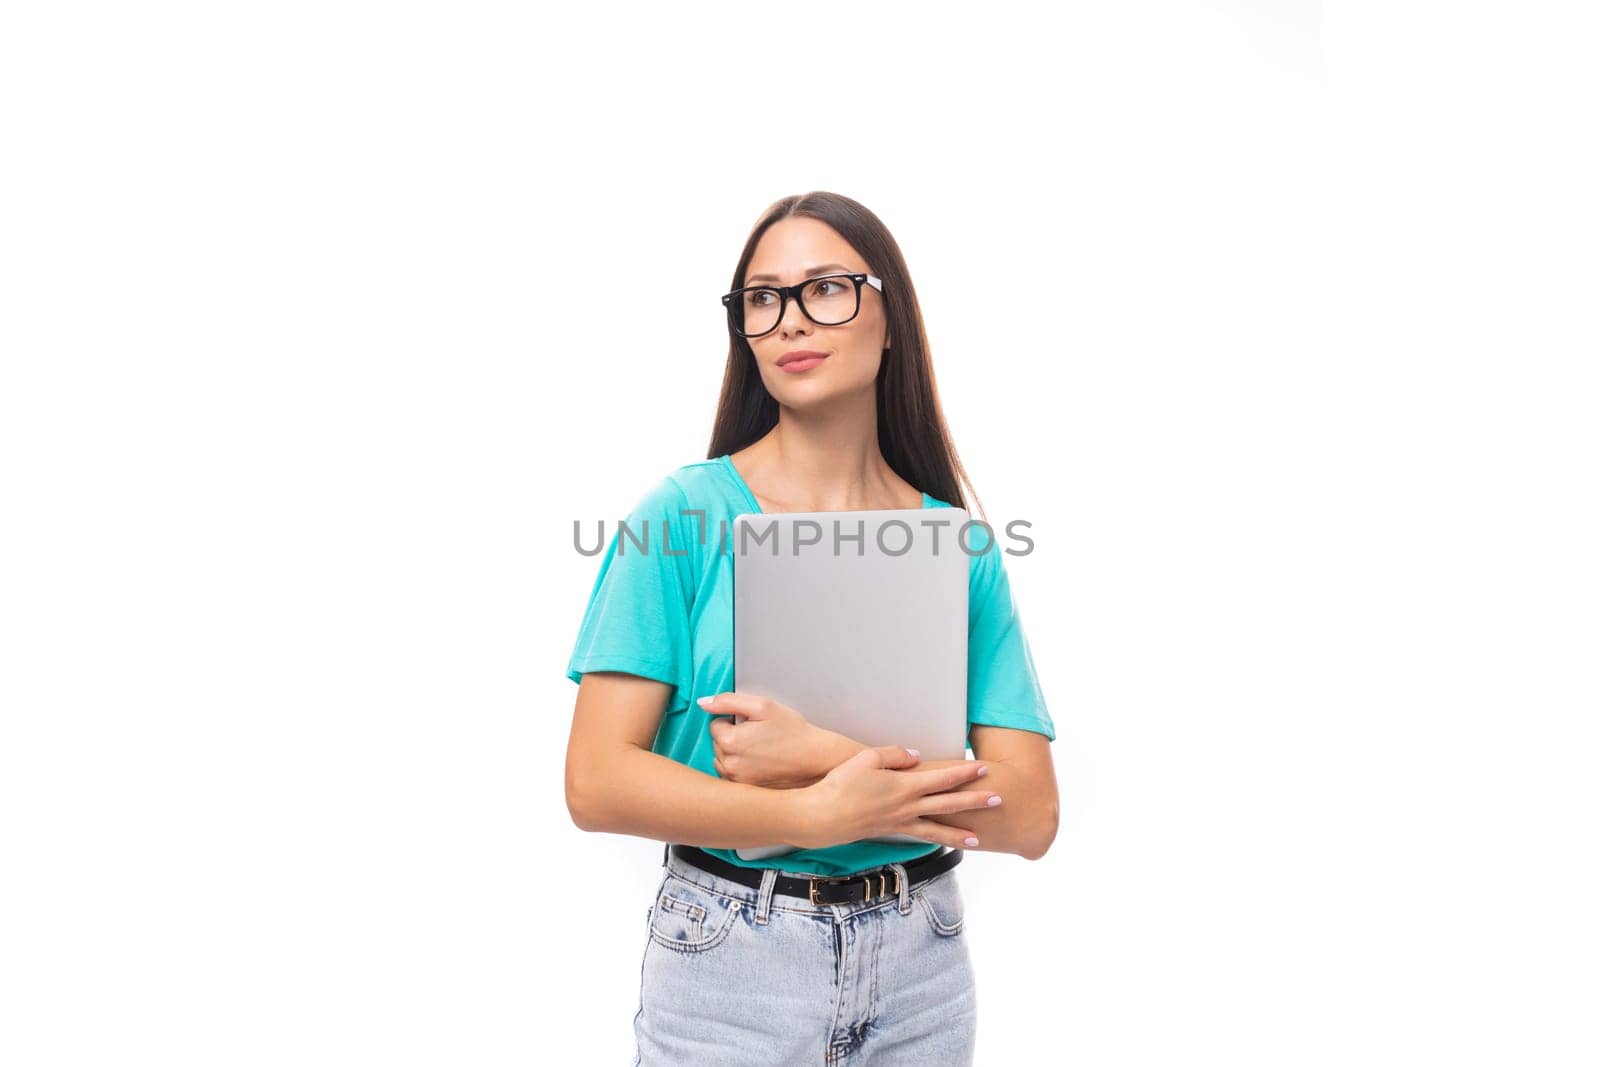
xmin=777 ymin=288 xmax=812 ymax=337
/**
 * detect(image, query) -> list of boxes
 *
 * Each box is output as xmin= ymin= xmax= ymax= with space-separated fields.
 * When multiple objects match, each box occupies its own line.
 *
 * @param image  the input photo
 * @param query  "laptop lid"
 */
xmin=730 ymin=507 xmax=970 ymax=860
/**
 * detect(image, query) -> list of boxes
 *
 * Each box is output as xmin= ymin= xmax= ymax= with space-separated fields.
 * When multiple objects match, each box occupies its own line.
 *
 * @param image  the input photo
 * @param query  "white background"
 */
xmin=3 ymin=2 xmax=1596 ymax=1064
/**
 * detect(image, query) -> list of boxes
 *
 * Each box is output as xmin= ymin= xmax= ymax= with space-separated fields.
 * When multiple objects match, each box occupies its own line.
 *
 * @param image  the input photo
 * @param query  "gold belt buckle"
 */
xmin=807 ymin=868 xmax=901 ymax=905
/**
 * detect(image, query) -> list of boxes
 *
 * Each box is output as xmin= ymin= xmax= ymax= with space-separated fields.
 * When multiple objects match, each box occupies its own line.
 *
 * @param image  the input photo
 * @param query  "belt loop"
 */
xmin=755 ymin=868 xmax=778 ymax=924
xmin=662 ymin=841 xmax=670 ymax=867
xmin=890 ymin=862 xmax=911 ymax=914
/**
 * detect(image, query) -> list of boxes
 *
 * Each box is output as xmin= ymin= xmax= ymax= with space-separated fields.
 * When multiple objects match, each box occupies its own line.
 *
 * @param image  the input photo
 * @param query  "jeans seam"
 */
xmin=914 ymin=881 xmax=965 ymax=937
xmin=647 ymin=898 xmax=743 ymax=954
xmin=631 ymin=896 xmax=652 ymax=1065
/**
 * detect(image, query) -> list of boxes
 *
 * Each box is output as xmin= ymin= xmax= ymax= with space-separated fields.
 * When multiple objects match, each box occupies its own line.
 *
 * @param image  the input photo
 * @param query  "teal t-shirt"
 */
xmin=566 ymin=453 xmax=1054 ymax=877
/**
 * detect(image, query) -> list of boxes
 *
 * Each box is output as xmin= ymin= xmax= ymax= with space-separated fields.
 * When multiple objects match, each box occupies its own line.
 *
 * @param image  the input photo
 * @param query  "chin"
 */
xmin=770 ymin=378 xmax=870 ymax=410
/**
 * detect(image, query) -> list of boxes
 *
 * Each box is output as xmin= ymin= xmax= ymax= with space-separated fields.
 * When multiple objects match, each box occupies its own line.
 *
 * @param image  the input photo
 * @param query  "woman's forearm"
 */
xmin=917 ymin=758 xmax=1051 ymax=859
xmin=569 ymin=745 xmax=816 ymax=849
xmin=810 ymin=731 xmax=1053 ymax=859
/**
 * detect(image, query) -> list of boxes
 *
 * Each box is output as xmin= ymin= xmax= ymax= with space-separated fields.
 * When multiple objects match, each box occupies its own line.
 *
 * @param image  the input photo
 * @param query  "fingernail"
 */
xmin=987 ymin=795 xmax=1003 ymax=806
xmin=906 ymin=748 xmax=920 ymax=758
xmin=964 ymin=836 xmax=980 ymax=847
xmin=976 ymin=765 xmax=988 ymax=777
xmin=696 ymin=696 xmax=714 ymax=708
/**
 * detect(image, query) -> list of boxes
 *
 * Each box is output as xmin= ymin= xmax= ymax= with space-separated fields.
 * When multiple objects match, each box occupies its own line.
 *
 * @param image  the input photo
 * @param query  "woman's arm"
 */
xmin=717 ymin=711 xmax=1060 ymax=860
xmin=945 ymin=725 xmax=1058 ymax=860
xmin=566 ymin=672 xmax=999 ymax=851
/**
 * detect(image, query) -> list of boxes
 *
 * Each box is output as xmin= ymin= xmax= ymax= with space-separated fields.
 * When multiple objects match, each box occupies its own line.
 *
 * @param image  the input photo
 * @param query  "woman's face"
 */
xmin=740 ymin=217 xmax=890 ymax=408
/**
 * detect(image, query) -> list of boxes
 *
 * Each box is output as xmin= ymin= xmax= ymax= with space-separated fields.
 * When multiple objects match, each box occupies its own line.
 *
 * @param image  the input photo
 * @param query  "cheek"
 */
xmin=846 ymin=340 xmax=884 ymax=380
xmin=823 ymin=341 xmax=883 ymax=386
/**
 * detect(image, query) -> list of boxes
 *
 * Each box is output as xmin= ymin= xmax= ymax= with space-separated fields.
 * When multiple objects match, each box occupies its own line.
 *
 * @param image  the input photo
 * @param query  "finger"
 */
xmin=910 ymin=788 xmax=1001 ymax=818
xmin=868 ymin=744 xmax=921 ymax=770
xmin=900 ymin=817 xmax=981 ymax=850
xmin=847 ymin=746 xmax=898 ymax=771
xmin=902 ymin=761 xmax=988 ymax=794
xmin=707 ymin=718 xmax=732 ymax=746
xmin=696 ymin=692 xmax=776 ymax=719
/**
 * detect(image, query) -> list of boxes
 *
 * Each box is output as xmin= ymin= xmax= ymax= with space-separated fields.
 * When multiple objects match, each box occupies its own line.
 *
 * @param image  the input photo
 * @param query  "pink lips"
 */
xmin=777 ymin=350 xmax=829 ymax=373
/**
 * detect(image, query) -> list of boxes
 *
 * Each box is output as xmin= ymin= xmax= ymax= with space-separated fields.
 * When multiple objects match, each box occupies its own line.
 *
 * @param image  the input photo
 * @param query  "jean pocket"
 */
xmin=649 ymin=872 xmax=744 ymax=954
xmin=914 ymin=870 xmax=966 ymax=938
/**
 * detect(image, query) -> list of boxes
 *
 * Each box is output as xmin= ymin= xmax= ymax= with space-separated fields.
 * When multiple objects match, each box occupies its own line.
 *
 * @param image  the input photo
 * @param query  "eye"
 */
xmin=810 ymin=278 xmax=845 ymax=296
xmin=747 ymin=290 xmax=776 ymax=306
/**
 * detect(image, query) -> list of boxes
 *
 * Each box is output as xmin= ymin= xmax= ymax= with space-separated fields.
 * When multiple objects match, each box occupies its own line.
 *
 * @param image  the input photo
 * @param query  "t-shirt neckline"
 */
xmin=716 ymin=453 xmax=935 ymax=514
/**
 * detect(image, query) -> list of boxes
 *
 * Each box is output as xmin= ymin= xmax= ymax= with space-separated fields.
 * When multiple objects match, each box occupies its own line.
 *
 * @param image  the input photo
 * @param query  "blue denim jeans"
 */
xmin=631 ymin=847 xmax=977 ymax=1066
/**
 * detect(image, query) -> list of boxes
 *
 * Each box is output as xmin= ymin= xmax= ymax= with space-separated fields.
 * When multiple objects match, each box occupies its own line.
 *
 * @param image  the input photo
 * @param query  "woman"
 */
xmin=565 ymin=191 xmax=1059 ymax=1066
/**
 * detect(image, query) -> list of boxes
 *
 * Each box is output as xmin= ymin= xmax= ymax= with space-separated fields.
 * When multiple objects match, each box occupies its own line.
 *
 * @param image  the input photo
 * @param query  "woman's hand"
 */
xmin=698 ymin=692 xmax=847 ymax=790
xmin=789 ymin=745 xmax=998 ymax=852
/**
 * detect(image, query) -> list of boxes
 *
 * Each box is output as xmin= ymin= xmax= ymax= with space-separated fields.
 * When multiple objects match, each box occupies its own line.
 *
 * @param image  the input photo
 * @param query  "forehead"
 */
xmin=745 ymin=216 xmax=866 ymax=285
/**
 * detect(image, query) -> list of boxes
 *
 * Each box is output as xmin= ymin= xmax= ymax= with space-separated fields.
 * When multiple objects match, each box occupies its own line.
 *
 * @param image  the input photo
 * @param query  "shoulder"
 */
xmin=623 ymin=458 xmax=723 ymax=514
xmin=955 ymin=515 xmax=1009 ymax=594
xmin=631 ymin=455 xmax=752 ymax=518
xmin=661 ymin=458 xmax=733 ymax=506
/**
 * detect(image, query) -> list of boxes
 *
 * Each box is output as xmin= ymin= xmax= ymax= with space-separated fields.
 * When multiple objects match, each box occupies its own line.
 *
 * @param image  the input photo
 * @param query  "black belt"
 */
xmin=666 ymin=843 xmax=962 ymax=906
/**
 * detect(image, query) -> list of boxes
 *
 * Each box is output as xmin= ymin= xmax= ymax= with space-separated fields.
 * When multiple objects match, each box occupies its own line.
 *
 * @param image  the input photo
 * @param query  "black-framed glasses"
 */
xmin=720 ymin=272 xmax=884 ymax=339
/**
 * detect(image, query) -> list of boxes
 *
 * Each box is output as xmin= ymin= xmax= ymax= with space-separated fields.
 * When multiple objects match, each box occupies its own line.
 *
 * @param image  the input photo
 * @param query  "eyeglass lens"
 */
xmin=735 ymin=276 xmax=861 ymax=336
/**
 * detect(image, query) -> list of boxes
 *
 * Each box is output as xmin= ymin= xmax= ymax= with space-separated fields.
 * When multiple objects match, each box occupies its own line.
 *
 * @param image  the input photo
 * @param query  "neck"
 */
xmin=746 ymin=389 xmax=902 ymax=511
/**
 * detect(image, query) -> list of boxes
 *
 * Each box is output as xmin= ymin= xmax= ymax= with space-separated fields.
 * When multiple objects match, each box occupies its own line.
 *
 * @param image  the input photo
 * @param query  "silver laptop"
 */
xmin=730 ymin=507 xmax=970 ymax=861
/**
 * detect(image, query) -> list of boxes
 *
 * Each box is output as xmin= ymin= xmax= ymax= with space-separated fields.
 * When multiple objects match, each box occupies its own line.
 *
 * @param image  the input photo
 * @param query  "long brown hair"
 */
xmin=706 ymin=191 xmax=983 ymax=519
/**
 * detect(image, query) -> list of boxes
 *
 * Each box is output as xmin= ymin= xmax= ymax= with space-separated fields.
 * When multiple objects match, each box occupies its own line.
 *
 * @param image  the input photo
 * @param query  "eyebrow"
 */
xmin=744 ymin=262 xmax=856 ymax=285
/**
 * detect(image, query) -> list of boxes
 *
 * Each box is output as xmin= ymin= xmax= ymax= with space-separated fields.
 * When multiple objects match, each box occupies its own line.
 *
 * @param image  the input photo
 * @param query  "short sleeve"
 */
xmin=566 ymin=475 xmax=697 ymax=717
xmin=966 ymin=532 xmax=1055 ymax=744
